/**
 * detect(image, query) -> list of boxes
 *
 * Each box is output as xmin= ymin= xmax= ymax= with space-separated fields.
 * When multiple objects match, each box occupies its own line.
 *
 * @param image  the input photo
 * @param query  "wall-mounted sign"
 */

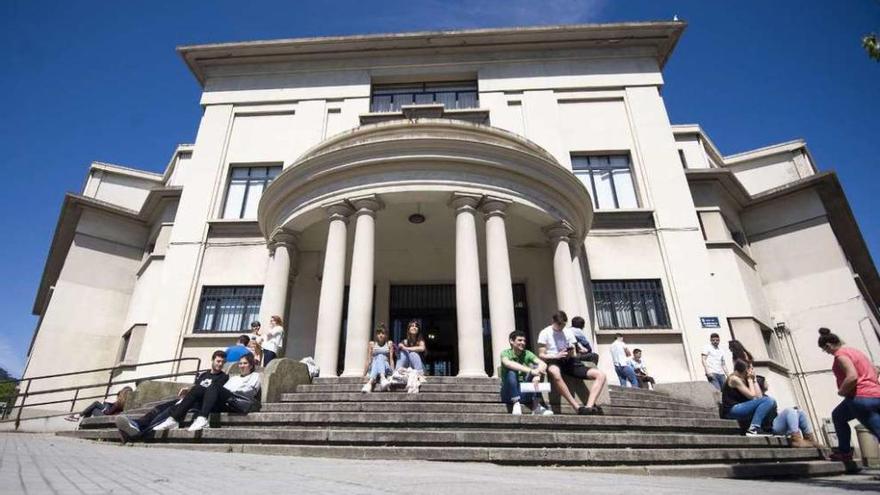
xmin=700 ymin=317 xmax=721 ymax=328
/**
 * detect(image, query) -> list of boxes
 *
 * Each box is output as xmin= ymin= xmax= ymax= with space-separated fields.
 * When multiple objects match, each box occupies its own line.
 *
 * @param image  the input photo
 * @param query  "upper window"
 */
xmin=571 ymin=155 xmax=639 ymax=210
xmin=194 ymin=286 xmax=263 ymax=333
xmin=593 ymin=280 xmax=670 ymax=329
xmin=370 ymin=81 xmax=478 ymax=113
xmin=222 ymin=165 xmax=282 ymax=219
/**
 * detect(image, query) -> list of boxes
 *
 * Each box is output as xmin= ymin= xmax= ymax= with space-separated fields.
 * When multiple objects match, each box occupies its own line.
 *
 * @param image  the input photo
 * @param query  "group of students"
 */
xmin=362 ymin=320 xmax=427 ymax=392
xmin=705 ymin=328 xmax=880 ymax=462
xmin=224 ymin=315 xmax=285 ymax=368
xmin=114 ymin=348 xmax=262 ymax=439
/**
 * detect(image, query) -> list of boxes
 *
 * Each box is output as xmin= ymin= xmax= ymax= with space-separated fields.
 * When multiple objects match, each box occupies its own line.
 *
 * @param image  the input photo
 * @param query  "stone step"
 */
xmin=314 ymin=376 xmax=500 ymax=385
xmin=581 ymin=460 xmax=845 ymax=479
xmin=281 ymin=392 xmax=500 ymax=403
xmin=259 ymin=402 xmax=717 ymax=419
xmin=107 ymin=442 xmax=824 ymax=466
xmin=65 ymin=426 xmax=797 ymax=449
xmin=296 ymin=383 xmax=501 ymax=394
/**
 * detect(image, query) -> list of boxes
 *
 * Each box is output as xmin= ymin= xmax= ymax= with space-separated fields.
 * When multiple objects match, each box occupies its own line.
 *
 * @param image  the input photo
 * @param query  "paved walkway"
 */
xmin=1 ymin=433 xmax=878 ymax=494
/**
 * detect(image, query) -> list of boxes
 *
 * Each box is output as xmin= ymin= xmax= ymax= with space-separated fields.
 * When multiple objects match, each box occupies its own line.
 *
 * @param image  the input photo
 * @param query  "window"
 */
xmin=571 ymin=155 xmax=639 ymax=209
xmin=370 ymin=81 xmax=478 ymax=113
xmin=194 ymin=286 xmax=263 ymax=333
xmin=593 ymin=280 xmax=670 ymax=329
xmin=222 ymin=165 xmax=282 ymax=219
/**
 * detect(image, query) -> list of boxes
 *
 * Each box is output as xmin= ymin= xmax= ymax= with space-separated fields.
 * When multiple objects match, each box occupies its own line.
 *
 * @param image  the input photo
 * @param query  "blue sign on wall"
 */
xmin=700 ymin=317 xmax=721 ymax=328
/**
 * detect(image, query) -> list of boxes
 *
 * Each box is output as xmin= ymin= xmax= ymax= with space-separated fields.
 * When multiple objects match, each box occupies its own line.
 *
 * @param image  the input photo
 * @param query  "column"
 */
xmin=341 ymin=195 xmax=383 ymax=377
xmin=545 ymin=222 xmax=579 ymax=318
xmin=259 ymin=229 xmax=298 ymax=326
xmin=451 ymin=193 xmax=487 ymax=378
xmin=481 ymin=197 xmax=516 ymax=377
xmin=571 ymin=245 xmax=590 ymax=321
xmin=313 ymin=203 xmax=353 ymax=377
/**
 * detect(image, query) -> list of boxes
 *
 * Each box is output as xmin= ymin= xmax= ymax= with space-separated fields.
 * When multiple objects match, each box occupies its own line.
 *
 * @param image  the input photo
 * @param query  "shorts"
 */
xmin=547 ymin=358 xmax=590 ymax=379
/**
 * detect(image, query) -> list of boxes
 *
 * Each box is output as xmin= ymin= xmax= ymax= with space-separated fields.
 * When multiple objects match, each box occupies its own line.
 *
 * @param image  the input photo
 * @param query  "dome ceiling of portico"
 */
xmin=258 ymin=118 xmax=593 ymax=241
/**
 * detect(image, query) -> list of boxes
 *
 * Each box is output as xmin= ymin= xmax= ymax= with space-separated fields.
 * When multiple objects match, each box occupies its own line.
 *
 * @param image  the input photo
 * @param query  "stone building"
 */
xmin=26 ymin=22 xmax=879 ymax=438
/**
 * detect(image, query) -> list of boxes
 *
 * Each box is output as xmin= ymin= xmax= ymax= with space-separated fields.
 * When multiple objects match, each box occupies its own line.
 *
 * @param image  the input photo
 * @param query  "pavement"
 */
xmin=1 ymin=433 xmax=879 ymax=494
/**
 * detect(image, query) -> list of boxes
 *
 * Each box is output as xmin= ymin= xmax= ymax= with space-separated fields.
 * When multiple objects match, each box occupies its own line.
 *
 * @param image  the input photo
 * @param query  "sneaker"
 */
xmin=64 ymin=415 xmax=80 ymax=422
xmin=532 ymin=405 xmax=554 ymax=416
xmin=115 ymin=415 xmax=141 ymax=437
xmin=378 ymin=376 xmax=391 ymax=392
xmin=578 ymin=406 xmax=602 ymax=416
xmin=511 ymin=402 xmax=523 ymax=416
xmin=828 ymin=450 xmax=854 ymax=462
xmin=152 ymin=417 xmax=179 ymax=431
xmin=187 ymin=416 xmax=209 ymax=432
xmin=745 ymin=426 xmax=771 ymax=437
xmin=361 ymin=382 xmax=372 ymax=393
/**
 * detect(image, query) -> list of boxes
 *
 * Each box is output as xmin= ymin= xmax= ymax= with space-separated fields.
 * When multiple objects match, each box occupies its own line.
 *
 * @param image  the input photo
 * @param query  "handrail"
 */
xmin=2 ymin=357 xmax=202 ymax=429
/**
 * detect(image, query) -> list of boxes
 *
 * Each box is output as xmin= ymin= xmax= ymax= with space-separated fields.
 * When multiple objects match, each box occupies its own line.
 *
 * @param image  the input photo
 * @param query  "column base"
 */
xmin=457 ymin=369 xmax=489 ymax=378
xmin=340 ymin=370 xmax=365 ymax=378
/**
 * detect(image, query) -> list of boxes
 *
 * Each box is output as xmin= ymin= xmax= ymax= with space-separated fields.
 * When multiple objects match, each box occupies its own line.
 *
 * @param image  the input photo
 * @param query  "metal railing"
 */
xmin=0 ymin=357 xmax=202 ymax=429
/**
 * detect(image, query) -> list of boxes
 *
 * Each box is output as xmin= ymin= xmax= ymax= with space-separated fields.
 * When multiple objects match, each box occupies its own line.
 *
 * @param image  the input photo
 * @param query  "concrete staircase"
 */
xmin=65 ymin=377 xmax=844 ymax=478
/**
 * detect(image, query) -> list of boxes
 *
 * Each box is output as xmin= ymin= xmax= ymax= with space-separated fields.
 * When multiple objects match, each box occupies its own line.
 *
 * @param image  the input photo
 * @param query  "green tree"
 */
xmin=865 ymin=33 xmax=880 ymax=61
xmin=0 ymin=367 xmax=18 ymax=418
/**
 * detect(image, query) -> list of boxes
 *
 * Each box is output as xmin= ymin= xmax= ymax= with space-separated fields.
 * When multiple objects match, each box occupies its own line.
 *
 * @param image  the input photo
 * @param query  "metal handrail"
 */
xmin=1 ymin=357 xmax=201 ymax=429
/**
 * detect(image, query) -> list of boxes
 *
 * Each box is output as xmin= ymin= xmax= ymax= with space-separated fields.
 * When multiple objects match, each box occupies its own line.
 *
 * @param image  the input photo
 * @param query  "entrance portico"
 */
xmin=258 ymin=119 xmax=593 ymax=377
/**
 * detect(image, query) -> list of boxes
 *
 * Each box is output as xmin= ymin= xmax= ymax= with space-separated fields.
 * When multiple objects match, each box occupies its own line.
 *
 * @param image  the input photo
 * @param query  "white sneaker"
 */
xmin=152 ymin=417 xmax=179 ymax=431
xmin=532 ymin=405 xmax=554 ymax=416
xmin=378 ymin=375 xmax=391 ymax=391
xmin=361 ymin=382 xmax=372 ymax=393
xmin=511 ymin=402 xmax=523 ymax=416
xmin=187 ymin=416 xmax=209 ymax=432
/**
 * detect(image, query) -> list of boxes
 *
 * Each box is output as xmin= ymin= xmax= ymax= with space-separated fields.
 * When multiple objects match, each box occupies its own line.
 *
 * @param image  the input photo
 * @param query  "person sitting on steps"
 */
xmin=65 ymin=386 xmax=133 ymax=422
xmin=629 ymin=349 xmax=655 ymax=390
xmin=500 ymin=330 xmax=553 ymax=416
xmin=610 ymin=333 xmax=639 ymax=388
xmin=721 ymin=359 xmax=776 ymax=436
xmin=569 ymin=316 xmax=598 ymax=365
xmin=396 ymin=319 xmax=426 ymax=372
xmin=362 ymin=324 xmax=394 ymax=393
xmin=536 ymin=310 xmax=606 ymax=415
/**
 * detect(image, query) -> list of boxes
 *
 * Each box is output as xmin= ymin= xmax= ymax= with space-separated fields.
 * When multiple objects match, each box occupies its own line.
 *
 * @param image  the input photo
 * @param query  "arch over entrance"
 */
xmin=258 ymin=118 xmax=593 ymax=377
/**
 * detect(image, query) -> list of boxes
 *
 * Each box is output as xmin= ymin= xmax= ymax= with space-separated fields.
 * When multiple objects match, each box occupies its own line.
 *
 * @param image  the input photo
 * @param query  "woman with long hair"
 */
xmin=362 ymin=324 xmax=395 ymax=393
xmin=396 ymin=319 xmax=426 ymax=371
xmin=721 ymin=359 xmax=777 ymax=436
xmin=260 ymin=315 xmax=284 ymax=367
xmin=819 ymin=327 xmax=880 ymax=462
xmin=728 ymin=339 xmax=754 ymax=365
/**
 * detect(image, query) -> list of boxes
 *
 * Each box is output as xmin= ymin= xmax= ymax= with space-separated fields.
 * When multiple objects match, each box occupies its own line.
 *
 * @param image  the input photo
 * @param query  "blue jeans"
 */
xmin=396 ymin=350 xmax=424 ymax=371
xmin=771 ymin=407 xmax=813 ymax=435
xmin=614 ymin=365 xmax=639 ymax=388
xmin=725 ymin=396 xmax=777 ymax=429
xmin=368 ymin=354 xmax=392 ymax=381
xmin=500 ymin=368 xmax=538 ymax=405
xmin=832 ymin=396 xmax=880 ymax=453
xmin=707 ymin=373 xmax=726 ymax=391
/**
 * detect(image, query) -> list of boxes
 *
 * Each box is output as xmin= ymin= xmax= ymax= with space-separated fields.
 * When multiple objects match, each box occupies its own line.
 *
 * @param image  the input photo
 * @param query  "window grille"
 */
xmin=194 ymin=286 xmax=263 ymax=333
xmin=593 ymin=280 xmax=670 ymax=329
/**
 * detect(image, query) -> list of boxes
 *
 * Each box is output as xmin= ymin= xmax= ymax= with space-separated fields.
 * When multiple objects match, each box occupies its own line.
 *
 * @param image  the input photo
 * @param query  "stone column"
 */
xmin=259 ymin=229 xmax=298 ymax=327
xmin=481 ymin=197 xmax=516 ymax=377
xmin=571 ymin=244 xmax=590 ymax=321
xmin=451 ymin=193 xmax=487 ymax=378
xmin=313 ymin=203 xmax=353 ymax=377
xmin=545 ymin=222 xmax=579 ymax=318
xmin=341 ymin=195 xmax=383 ymax=377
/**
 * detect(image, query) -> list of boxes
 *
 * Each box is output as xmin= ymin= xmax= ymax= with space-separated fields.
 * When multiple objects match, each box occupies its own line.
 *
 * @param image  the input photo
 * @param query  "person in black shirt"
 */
xmin=721 ymin=360 xmax=776 ymax=436
xmin=115 ymin=350 xmax=228 ymax=439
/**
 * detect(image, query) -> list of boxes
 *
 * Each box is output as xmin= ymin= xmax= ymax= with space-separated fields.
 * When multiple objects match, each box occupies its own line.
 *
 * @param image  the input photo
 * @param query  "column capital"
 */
xmin=349 ymin=194 xmax=384 ymax=217
xmin=268 ymin=228 xmax=299 ymax=251
xmin=449 ymin=192 xmax=482 ymax=212
xmin=479 ymin=196 xmax=512 ymax=219
xmin=543 ymin=221 xmax=575 ymax=243
xmin=324 ymin=201 xmax=355 ymax=223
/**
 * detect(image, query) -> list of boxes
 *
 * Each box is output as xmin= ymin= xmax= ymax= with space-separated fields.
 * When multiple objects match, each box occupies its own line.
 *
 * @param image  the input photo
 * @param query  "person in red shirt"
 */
xmin=819 ymin=327 xmax=880 ymax=463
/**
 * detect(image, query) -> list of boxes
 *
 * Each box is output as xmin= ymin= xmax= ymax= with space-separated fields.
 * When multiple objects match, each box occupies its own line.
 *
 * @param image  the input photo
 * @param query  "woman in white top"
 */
xmin=362 ymin=324 xmax=395 ymax=393
xmin=260 ymin=315 xmax=284 ymax=367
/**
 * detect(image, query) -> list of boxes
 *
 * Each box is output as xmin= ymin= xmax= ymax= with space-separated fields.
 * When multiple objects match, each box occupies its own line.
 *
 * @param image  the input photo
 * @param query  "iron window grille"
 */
xmin=571 ymin=154 xmax=639 ymax=210
xmin=370 ymin=81 xmax=479 ymax=113
xmin=194 ymin=286 xmax=263 ymax=333
xmin=222 ymin=165 xmax=282 ymax=219
xmin=593 ymin=280 xmax=670 ymax=329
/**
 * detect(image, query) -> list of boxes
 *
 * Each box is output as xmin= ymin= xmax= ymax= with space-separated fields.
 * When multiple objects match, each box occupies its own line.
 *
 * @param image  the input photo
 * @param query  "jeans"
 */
xmin=707 ymin=373 xmax=726 ymax=391
xmin=725 ymin=395 xmax=777 ymax=429
xmin=614 ymin=365 xmax=639 ymax=388
xmin=368 ymin=354 xmax=392 ymax=381
xmin=832 ymin=396 xmax=880 ymax=453
xmin=771 ymin=407 xmax=813 ymax=435
xmin=396 ymin=350 xmax=424 ymax=371
xmin=80 ymin=401 xmax=111 ymax=418
xmin=262 ymin=350 xmax=277 ymax=367
xmin=499 ymin=368 xmax=538 ymax=405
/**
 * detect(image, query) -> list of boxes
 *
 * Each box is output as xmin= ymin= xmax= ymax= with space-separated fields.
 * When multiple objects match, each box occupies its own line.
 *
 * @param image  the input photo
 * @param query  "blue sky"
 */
xmin=1 ymin=1 xmax=877 ymax=376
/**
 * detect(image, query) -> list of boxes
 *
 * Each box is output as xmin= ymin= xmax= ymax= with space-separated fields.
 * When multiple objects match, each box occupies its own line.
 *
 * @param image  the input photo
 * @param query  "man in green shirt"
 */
xmin=500 ymin=330 xmax=553 ymax=416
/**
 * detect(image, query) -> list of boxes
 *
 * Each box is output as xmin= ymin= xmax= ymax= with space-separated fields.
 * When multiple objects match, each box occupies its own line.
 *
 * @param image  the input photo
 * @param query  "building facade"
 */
xmin=26 ymin=22 xmax=880 ymax=435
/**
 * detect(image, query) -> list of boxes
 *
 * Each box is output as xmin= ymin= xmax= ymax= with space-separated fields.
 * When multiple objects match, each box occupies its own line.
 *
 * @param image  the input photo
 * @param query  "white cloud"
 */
xmin=0 ymin=338 xmax=25 ymax=378
xmin=379 ymin=0 xmax=608 ymax=30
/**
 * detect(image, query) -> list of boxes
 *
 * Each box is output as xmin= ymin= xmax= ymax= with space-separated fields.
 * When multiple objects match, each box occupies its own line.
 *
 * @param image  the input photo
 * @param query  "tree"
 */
xmin=865 ymin=34 xmax=880 ymax=61
xmin=0 ymin=367 xmax=18 ymax=418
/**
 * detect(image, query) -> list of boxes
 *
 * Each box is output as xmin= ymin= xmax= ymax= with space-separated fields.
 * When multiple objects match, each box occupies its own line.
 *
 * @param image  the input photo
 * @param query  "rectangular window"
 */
xmin=370 ymin=81 xmax=479 ymax=113
xmin=194 ymin=286 xmax=263 ymax=333
xmin=592 ymin=280 xmax=670 ymax=329
xmin=222 ymin=165 xmax=282 ymax=219
xmin=571 ymin=154 xmax=639 ymax=209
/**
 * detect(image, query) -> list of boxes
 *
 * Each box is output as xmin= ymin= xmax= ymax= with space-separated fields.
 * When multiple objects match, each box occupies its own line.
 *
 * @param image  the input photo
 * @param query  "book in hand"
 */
xmin=518 ymin=382 xmax=551 ymax=393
